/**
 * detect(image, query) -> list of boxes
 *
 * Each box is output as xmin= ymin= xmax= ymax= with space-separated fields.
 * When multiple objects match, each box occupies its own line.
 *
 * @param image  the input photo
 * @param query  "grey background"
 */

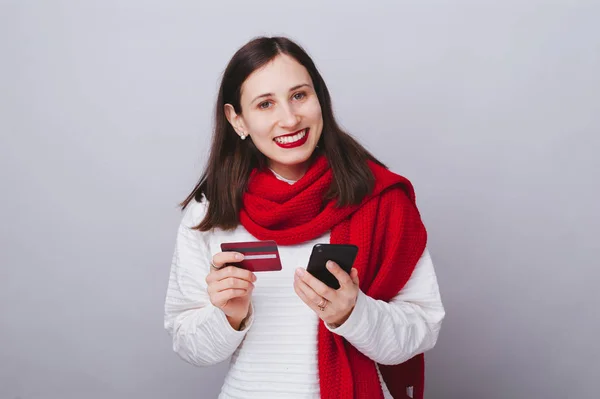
xmin=1 ymin=1 xmax=598 ymax=398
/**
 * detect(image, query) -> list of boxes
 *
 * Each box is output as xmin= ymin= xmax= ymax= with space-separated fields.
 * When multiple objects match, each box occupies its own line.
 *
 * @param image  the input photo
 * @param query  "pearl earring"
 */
xmin=240 ymin=133 xmax=247 ymax=140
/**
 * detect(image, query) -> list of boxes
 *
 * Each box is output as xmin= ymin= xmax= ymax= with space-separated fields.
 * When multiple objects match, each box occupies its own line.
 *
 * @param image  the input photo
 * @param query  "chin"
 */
xmin=281 ymin=148 xmax=317 ymax=165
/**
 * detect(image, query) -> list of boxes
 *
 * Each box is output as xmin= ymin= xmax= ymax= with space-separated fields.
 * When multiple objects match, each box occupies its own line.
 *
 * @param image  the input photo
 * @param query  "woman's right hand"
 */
xmin=206 ymin=251 xmax=256 ymax=330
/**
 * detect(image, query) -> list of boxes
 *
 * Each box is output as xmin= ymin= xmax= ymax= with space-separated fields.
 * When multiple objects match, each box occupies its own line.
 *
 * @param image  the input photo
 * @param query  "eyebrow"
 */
xmin=250 ymin=83 xmax=312 ymax=104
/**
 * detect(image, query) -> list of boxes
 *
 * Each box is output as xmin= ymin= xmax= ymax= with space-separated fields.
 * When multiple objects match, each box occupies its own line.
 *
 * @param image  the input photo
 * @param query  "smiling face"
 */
xmin=224 ymin=54 xmax=324 ymax=181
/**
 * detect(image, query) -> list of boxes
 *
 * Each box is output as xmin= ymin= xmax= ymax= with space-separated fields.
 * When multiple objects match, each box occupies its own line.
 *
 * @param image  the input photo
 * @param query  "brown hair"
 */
xmin=181 ymin=36 xmax=385 ymax=231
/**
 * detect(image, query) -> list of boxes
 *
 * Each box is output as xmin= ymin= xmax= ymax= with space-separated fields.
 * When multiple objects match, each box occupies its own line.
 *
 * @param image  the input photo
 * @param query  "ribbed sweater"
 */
xmin=164 ymin=197 xmax=445 ymax=398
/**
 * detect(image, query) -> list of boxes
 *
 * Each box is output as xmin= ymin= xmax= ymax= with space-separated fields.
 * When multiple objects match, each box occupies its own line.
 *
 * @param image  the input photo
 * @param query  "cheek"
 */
xmin=305 ymin=100 xmax=323 ymax=123
xmin=245 ymin=113 xmax=275 ymax=138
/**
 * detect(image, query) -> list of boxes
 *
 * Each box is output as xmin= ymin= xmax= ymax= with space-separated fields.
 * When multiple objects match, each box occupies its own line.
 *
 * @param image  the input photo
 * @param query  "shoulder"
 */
xmin=367 ymin=161 xmax=418 ymax=205
xmin=181 ymin=194 xmax=210 ymax=229
xmin=378 ymin=185 xmax=417 ymax=217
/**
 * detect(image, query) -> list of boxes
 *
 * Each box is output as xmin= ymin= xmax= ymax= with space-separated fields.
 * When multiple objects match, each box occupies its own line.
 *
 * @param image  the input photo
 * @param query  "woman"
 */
xmin=164 ymin=36 xmax=445 ymax=399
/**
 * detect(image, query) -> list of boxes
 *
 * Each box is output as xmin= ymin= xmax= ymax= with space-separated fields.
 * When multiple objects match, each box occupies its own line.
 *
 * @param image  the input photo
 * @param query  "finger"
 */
xmin=296 ymin=268 xmax=334 ymax=300
xmin=208 ymin=279 xmax=253 ymax=298
xmin=211 ymin=288 xmax=252 ymax=307
xmin=294 ymin=275 xmax=326 ymax=307
xmin=212 ymin=251 xmax=244 ymax=268
xmin=207 ymin=265 xmax=256 ymax=284
xmin=293 ymin=279 xmax=319 ymax=311
xmin=350 ymin=268 xmax=360 ymax=285
xmin=325 ymin=261 xmax=354 ymax=289
xmin=212 ymin=277 xmax=254 ymax=293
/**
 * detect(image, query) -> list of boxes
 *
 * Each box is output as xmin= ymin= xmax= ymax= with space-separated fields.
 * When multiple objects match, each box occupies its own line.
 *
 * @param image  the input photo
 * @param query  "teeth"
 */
xmin=275 ymin=129 xmax=306 ymax=144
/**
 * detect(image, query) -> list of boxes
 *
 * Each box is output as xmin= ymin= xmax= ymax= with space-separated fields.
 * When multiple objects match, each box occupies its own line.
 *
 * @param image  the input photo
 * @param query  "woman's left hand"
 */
xmin=293 ymin=261 xmax=360 ymax=328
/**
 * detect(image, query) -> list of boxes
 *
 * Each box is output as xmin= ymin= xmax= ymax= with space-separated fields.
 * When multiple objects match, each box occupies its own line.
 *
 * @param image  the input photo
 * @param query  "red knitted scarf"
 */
xmin=240 ymin=156 xmax=428 ymax=399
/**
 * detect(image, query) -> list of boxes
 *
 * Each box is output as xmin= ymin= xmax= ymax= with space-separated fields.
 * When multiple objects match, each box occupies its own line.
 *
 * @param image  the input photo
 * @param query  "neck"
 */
xmin=268 ymin=161 xmax=310 ymax=182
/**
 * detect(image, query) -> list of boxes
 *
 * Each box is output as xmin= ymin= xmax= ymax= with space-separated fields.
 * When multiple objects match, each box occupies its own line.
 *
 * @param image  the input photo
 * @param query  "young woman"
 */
xmin=164 ymin=36 xmax=445 ymax=399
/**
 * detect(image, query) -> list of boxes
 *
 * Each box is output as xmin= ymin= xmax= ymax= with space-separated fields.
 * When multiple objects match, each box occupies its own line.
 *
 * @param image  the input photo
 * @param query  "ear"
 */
xmin=224 ymin=104 xmax=247 ymax=138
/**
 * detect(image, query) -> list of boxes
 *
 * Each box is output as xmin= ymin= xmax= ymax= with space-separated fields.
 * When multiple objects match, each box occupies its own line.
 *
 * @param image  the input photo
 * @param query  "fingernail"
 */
xmin=295 ymin=268 xmax=304 ymax=277
xmin=326 ymin=261 xmax=333 ymax=269
xmin=235 ymin=253 xmax=244 ymax=260
xmin=252 ymin=274 xmax=257 ymax=282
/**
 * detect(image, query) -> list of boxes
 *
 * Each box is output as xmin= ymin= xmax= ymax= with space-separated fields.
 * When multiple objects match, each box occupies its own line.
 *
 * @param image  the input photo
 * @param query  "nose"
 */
xmin=277 ymin=103 xmax=300 ymax=129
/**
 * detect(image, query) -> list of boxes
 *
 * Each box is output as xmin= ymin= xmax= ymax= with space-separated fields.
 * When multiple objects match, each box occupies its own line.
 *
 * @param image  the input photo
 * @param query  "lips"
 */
xmin=273 ymin=128 xmax=309 ymax=149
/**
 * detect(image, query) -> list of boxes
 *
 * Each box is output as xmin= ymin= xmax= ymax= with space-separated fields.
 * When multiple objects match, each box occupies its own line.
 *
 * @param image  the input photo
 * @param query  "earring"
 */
xmin=240 ymin=133 xmax=247 ymax=140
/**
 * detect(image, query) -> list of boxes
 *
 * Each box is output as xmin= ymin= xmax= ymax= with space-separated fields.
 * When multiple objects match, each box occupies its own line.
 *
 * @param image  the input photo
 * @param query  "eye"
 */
xmin=258 ymin=100 xmax=273 ymax=109
xmin=292 ymin=91 xmax=306 ymax=101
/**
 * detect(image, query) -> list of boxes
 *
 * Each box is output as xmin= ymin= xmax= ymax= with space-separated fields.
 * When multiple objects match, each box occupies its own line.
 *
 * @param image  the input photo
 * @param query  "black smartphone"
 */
xmin=306 ymin=244 xmax=359 ymax=289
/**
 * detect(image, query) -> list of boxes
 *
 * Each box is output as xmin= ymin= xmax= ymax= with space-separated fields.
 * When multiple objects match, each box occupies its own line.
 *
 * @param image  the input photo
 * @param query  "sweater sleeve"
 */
xmin=163 ymin=199 xmax=254 ymax=366
xmin=325 ymin=247 xmax=445 ymax=365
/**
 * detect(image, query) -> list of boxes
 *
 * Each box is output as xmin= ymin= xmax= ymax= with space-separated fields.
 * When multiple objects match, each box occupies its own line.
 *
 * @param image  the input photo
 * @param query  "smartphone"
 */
xmin=306 ymin=244 xmax=358 ymax=289
xmin=220 ymin=240 xmax=282 ymax=272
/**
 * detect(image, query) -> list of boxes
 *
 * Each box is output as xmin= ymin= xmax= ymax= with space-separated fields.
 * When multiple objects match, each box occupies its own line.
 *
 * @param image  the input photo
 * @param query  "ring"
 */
xmin=210 ymin=260 xmax=223 ymax=270
xmin=317 ymin=298 xmax=328 ymax=311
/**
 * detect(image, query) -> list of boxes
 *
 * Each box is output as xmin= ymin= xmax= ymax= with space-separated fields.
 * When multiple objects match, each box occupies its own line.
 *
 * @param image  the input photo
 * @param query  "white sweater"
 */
xmin=164 ymin=197 xmax=445 ymax=399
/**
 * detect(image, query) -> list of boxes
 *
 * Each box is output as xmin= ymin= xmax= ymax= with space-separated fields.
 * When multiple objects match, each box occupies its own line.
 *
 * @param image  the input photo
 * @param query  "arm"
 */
xmin=164 ymin=199 xmax=254 ymax=367
xmin=326 ymin=247 xmax=445 ymax=365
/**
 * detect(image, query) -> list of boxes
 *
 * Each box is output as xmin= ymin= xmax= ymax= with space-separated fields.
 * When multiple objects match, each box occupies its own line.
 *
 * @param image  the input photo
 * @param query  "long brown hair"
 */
xmin=181 ymin=36 xmax=385 ymax=231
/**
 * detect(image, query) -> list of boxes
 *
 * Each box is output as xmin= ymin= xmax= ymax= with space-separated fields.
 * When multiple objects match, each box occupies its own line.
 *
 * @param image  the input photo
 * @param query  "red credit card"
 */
xmin=220 ymin=240 xmax=282 ymax=272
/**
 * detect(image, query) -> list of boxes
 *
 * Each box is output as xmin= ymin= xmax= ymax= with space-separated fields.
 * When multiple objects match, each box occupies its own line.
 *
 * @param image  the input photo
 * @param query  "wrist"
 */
xmin=226 ymin=314 xmax=246 ymax=331
xmin=330 ymin=304 xmax=355 ymax=328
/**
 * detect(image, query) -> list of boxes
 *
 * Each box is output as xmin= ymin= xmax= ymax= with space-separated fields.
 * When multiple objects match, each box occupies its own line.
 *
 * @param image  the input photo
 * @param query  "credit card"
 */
xmin=220 ymin=240 xmax=282 ymax=272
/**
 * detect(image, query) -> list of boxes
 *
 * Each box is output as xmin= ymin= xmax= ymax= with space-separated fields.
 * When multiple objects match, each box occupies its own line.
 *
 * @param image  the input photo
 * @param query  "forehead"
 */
xmin=241 ymin=54 xmax=311 ymax=99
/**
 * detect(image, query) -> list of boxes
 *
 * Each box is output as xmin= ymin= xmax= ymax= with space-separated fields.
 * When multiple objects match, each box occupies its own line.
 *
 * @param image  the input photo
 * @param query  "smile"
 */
xmin=274 ymin=128 xmax=309 ymax=148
